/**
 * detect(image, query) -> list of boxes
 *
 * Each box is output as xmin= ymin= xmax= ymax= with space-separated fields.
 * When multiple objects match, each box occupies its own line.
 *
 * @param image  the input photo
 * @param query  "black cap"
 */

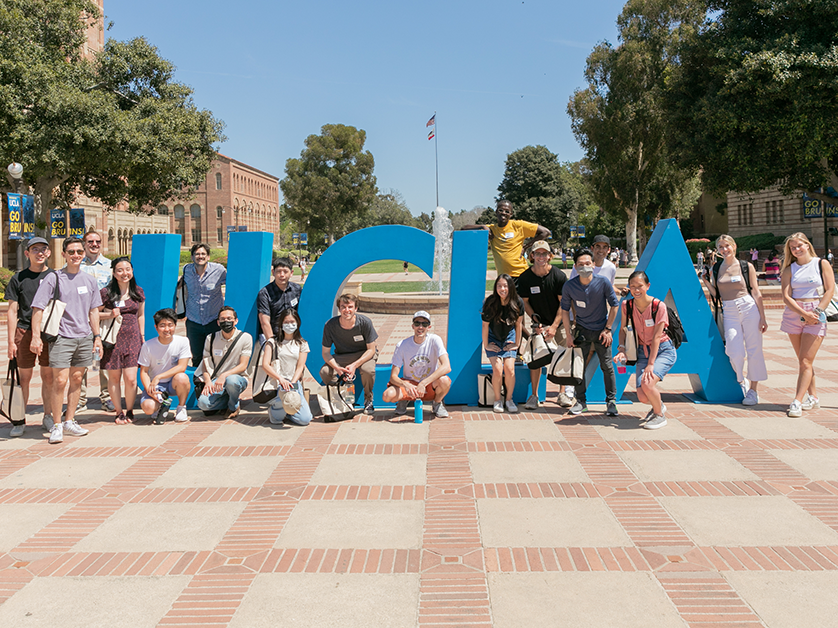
xmin=26 ymin=237 xmax=49 ymax=249
xmin=592 ymin=235 xmax=611 ymax=246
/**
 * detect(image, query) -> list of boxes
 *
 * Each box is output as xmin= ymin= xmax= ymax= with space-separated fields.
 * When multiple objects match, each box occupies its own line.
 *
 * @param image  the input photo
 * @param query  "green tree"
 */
xmin=281 ymin=124 xmax=377 ymax=243
xmin=350 ymin=189 xmax=421 ymax=231
xmin=567 ymin=0 xmax=704 ymax=260
xmin=665 ymin=0 xmax=838 ymax=204
xmin=0 ymin=0 xmax=225 ymax=229
xmin=497 ymin=145 xmax=578 ymax=239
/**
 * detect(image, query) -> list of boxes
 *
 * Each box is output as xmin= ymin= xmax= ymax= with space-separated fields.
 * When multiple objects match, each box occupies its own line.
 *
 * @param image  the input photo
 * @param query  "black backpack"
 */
xmin=626 ymin=297 xmax=683 ymax=349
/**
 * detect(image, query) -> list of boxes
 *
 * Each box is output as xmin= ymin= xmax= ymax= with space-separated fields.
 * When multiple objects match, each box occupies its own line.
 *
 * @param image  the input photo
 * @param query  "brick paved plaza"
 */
xmin=0 ymin=307 xmax=837 ymax=627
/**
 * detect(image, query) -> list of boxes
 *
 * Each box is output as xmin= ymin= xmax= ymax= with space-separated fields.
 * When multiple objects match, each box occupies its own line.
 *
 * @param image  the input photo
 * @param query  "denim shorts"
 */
xmin=140 ymin=379 xmax=178 ymax=404
xmin=635 ymin=339 xmax=676 ymax=386
xmin=486 ymin=328 xmax=517 ymax=359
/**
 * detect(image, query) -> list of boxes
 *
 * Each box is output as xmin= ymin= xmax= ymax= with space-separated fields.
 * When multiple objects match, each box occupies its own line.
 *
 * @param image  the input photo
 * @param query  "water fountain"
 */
xmin=430 ymin=206 xmax=453 ymax=294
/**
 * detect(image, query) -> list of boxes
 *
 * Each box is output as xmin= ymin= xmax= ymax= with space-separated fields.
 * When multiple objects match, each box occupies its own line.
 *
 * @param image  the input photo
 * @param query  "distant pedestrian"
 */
xmin=403 ymin=261 xmax=409 ymax=275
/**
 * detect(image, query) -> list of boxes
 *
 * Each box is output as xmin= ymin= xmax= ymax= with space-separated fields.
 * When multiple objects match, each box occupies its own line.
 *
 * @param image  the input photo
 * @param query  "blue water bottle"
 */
xmin=414 ymin=399 xmax=423 ymax=424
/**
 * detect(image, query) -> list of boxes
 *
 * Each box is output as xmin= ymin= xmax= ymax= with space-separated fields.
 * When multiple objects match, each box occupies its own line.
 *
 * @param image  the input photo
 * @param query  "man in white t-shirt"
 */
xmin=138 ymin=308 xmax=192 ymax=423
xmin=382 ymin=311 xmax=452 ymax=418
xmin=569 ymin=235 xmax=617 ymax=284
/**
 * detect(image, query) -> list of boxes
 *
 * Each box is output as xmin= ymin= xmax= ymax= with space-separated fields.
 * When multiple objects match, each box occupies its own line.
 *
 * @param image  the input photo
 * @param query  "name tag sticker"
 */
xmin=576 ymin=300 xmax=586 ymax=308
xmin=730 ymin=276 xmax=741 ymax=283
xmin=809 ymin=277 xmax=817 ymax=283
xmin=213 ymin=349 xmax=223 ymax=357
xmin=77 ymin=286 xmax=88 ymax=294
xmin=156 ymin=359 xmax=165 ymax=365
xmin=530 ymin=286 xmax=541 ymax=294
xmin=353 ymin=335 xmax=364 ymax=342
xmin=290 ymin=298 xmax=298 ymax=306
xmin=645 ymin=319 xmax=655 ymax=327
xmin=504 ymin=232 xmax=513 ymax=239
xmin=116 ymin=300 xmax=125 ymax=307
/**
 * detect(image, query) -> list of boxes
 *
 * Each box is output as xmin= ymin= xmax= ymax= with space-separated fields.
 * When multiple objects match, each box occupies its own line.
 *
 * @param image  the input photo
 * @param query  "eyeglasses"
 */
xmin=29 ymin=247 xmax=49 ymax=254
xmin=86 ymin=240 xmax=101 ymax=245
xmin=66 ymin=250 xmax=84 ymax=256
xmin=413 ymin=321 xmax=429 ymax=327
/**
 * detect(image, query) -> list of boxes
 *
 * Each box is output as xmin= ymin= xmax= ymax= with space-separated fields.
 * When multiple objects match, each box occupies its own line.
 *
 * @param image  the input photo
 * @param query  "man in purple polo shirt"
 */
xmin=30 ymin=237 xmax=103 ymax=444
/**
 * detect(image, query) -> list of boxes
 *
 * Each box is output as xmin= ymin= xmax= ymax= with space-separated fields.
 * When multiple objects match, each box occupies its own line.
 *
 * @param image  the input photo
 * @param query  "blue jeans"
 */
xmin=197 ymin=374 xmax=247 ymax=412
xmin=269 ymin=382 xmax=312 ymax=426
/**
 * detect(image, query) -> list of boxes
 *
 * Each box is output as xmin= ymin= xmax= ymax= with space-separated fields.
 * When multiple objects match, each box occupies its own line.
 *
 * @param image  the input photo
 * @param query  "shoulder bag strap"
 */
xmin=209 ymin=332 xmax=245 ymax=380
xmin=740 ymin=260 xmax=752 ymax=294
xmin=42 ymin=270 xmax=61 ymax=329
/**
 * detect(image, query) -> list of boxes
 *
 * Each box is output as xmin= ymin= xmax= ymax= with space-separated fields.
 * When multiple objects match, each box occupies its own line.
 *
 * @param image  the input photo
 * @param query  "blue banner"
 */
xmin=21 ymin=195 xmax=35 ymax=238
xmin=69 ymin=208 xmax=85 ymax=238
xmin=301 ymin=232 xmax=308 ymax=245
xmin=50 ymin=209 xmax=67 ymax=239
xmin=802 ymin=194 xmax=838 ymax=218
xmin=7 ymin=193 xmax=22 ymax=239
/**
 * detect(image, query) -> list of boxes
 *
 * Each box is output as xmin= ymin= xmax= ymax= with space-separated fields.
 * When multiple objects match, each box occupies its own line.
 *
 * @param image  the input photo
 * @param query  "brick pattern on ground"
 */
xmin=0 ymin=309 xmax=836 ymax=626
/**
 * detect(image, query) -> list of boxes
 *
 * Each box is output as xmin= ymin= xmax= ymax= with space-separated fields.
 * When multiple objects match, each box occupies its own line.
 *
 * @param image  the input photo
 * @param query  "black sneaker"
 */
xmin=154 ymin=397 xmax=172 ymax=424
xmin=363 ymin=400 xmax=375 ymax=415
xmin=605 ymin=401 xmax=618 ymax=417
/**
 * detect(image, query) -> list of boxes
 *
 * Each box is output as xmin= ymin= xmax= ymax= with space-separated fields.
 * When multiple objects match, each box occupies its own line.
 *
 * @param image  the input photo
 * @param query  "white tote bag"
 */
xmin=546 ymin=346 xmax=584 ymax=385
xmin=0 ymin=359 xmax=25 ymax=424
xmin=100 ymin=314 xmax=122 ymax=350
xmin=40 ymin=272 xmax=65 ymax=343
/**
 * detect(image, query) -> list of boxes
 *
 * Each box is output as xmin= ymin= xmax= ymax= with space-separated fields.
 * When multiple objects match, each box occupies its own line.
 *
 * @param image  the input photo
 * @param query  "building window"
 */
xmin=772 ymin=200 xmax=778 ymax=224
xmin=174 ymin=204 xmax=185 ymax=235
xmin=779 ymin=200 xmax=784 ymax=223
xmin=749 ymin=203 xmax=754 ymax=225
xmin=190 ymin=204 xmax=202 ymax=243
xmin=217 ymin=227 xmax=223 ymax=243
xmin=157 ymin=205 xmax=169 ymax=215
xmin=765 ymin=201 xmax=771 ymax=224
xmin=216 ymin=206 xmax=223 ymax=221
xmin=215 ymin=173 xmax=222 ymax=190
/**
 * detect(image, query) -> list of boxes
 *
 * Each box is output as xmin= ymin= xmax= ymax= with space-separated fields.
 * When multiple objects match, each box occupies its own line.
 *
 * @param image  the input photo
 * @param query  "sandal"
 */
xmin=115 ymin=412 xmax=131 ymax=425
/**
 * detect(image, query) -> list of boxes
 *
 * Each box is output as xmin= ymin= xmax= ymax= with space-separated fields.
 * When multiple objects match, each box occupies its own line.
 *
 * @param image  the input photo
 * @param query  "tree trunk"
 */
xmin=638 ymin=224 xmax=647 ymax=257
xmin=626 ymin=205 xmax=638 ymax=264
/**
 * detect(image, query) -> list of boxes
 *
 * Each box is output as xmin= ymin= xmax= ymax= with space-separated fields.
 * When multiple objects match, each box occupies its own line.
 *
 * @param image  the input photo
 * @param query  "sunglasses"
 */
xmin=413 ymin=321 xmax=430 ymax=327
xmin=66 ymin=250 xmax=85 ymax=256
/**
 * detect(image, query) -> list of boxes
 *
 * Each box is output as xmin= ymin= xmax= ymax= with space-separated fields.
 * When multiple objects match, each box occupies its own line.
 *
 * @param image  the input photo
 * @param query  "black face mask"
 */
xmin=219 ymin=320 xmax=235 ymax=333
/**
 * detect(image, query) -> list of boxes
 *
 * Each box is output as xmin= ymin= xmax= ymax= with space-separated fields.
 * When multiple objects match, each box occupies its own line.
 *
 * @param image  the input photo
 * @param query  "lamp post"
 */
xmin=7 ymin=162 xmax=24 ymax=269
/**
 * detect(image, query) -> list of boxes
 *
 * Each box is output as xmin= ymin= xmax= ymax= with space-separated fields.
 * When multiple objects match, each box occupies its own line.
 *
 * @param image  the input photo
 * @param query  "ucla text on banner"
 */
xmin=69 ymin=208 xmax=85 ymax=237
xmin=21 ymin=195 xmax=35 ymax=238
xmin=7 ymin=193 xmax=23 ymax=239
xmin=50 ymin=209 xmax=67 ymax=239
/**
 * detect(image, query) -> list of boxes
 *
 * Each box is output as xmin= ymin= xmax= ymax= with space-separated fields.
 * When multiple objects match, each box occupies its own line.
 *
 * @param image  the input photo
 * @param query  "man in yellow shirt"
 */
xmin=463 ymin=200 xmax=552 ymax=284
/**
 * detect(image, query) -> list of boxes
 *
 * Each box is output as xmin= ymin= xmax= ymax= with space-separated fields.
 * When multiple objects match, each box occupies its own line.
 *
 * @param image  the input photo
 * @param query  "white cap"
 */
xmin=412 ymin=310 xmax=431 ymax=323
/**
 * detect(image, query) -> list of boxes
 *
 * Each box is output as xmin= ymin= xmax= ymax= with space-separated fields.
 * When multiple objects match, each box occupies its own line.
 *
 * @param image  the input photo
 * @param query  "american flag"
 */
xmin=426 ymin=114 xmax=435 ymax=127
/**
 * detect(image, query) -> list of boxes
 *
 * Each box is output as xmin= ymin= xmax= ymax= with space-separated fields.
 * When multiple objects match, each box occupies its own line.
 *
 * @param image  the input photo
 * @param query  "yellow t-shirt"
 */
xmin=489 ymin=220 xmax=539 ymax=277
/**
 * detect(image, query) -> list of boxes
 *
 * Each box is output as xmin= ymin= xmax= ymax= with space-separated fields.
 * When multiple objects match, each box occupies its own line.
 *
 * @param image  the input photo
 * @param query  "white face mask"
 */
xmin=578 ymin=266 xmax=594 ymax=277
xmin=282 ymin=323 xmax=298 ymax=334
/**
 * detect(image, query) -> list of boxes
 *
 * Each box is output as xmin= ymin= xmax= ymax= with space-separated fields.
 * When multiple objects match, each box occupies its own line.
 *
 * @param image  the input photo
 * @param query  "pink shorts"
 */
xmin=780 ymin=301 xmax=827 ymax=337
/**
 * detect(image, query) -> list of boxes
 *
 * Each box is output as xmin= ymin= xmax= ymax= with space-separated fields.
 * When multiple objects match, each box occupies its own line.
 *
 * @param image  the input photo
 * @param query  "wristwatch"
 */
xmin=604 ymin=327 xmax=612 ymax=331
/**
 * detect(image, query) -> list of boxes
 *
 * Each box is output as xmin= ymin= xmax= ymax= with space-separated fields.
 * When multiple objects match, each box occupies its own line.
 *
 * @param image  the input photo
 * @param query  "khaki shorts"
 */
xmin=50 ymin=334 xmax=95 ymax=369
xmin=14 ymin=327 xmax=50 ymax=368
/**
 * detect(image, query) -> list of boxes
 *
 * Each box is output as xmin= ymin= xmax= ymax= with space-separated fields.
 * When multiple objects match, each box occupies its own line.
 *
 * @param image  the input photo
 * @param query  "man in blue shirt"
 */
xmin=560 ymin=248 xmax=619 ymax=416
xmin=184 ymin=243 xmax=227 ymax=366
xmin=79 ymin=229 xmax=114 ymax=413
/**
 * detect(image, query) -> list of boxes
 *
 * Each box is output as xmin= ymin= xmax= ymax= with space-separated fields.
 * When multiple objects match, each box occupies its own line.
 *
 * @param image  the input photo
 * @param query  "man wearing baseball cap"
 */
xmin=382 ymin=310 xmax=452 ymax=418
xmin=517 ymin=241 xmax=574 ymax=409
xmin=3 ymin=237 xmax=56 ymax=437
xmin=569 ymin=235 xmax=617 ymax=285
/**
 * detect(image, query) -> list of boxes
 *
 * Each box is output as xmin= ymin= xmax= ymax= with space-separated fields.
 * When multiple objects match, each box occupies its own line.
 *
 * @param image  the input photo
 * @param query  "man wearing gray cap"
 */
xmin=569 ymin=234 xmax=617 ymax=284
xmin=3 ymin=237 xmax=56 ymax=437
xmin=382 ymin=310 xmax=451 ymax=418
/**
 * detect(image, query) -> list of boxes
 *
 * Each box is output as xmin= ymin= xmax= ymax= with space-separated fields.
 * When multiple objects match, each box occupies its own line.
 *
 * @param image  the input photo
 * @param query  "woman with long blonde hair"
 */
xmin=700 ymin=235 xmax=767 ymax=405
xmin=780 ymin=233 xmax=835 ymax=417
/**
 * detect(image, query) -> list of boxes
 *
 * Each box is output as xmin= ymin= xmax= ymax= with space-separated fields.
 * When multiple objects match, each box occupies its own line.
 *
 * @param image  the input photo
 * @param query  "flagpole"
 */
xmin=434 ymin=111 xmax=439 ymax=208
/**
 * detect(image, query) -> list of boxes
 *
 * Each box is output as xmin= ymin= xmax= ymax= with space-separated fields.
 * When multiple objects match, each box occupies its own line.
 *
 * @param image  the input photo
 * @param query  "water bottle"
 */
xmin=414 ymin=399 xmax=423 ymax=424
xmin=344 ymin=390 xmax=355 ymax=409
xmin=92 ymin=346 xmax=100 ymax=372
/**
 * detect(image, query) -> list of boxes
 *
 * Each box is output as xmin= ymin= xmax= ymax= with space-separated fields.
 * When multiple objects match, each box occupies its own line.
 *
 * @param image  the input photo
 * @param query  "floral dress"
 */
xmin=100 ymin=286 xmax=145 ymax=370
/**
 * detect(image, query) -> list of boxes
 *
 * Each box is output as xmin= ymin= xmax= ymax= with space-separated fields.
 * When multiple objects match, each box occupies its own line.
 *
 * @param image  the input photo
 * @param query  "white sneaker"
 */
xmin=565 ymin=386 xmax=575 ymax=398
xmin=432 ymin=401 xmax=449 ymax=418
xmin=644 ymin=414 xmax=667 ymax=430
xmin=742 ymin=389 xmax=759 ymax=406
xmin=174 ymin=406 xmax=188 ymax=422
xmin=740 ymin=379 xmax=749 ymax=396
xmin=62 ymin=420 xmax=88 ymax=437
xmin=801 ymin=394 xmax=820 ymax=411
xmin=9 ymin=424 xmax=25 ymax=438
xmin=524 ymin=394 xmax=540 ymax=410
xmin=492 ymin=401 xmax=504 ymax=413
xmin=505 ymin=399 xmax=518 ymax=413
xmin=49 ymin=423 xmax=64 ymax=444
xmin=788 ymin=399 xmax=803 ymax=418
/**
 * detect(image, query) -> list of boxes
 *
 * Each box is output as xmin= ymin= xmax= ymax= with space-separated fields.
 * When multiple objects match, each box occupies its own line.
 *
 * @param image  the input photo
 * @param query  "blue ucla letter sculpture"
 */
xmin=226 ymin=231 xmax=274 ymax=338
xmin=583 ymin=218 xmax=742 ymax=404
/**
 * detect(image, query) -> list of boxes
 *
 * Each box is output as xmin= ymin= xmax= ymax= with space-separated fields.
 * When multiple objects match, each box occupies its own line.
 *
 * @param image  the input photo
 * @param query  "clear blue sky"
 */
xmin=107 ymin=0 xmax=627 ymax=216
